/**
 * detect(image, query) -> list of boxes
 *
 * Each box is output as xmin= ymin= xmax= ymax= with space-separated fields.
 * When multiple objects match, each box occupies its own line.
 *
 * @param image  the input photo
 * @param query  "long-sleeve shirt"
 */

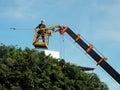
xmin=36 ymin=24 xmax=46 ymax=29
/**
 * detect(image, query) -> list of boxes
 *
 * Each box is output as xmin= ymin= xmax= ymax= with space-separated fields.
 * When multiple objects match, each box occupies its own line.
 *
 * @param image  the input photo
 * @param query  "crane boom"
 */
xmin=59 ymin=26 xmax=120 ymax=84
xmin=31 ymin=24 xmax=120 ymax=84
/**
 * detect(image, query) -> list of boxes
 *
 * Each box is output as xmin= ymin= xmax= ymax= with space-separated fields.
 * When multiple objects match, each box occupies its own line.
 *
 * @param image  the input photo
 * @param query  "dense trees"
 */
xmin=0 ymin=44 xmax=109 ymax=90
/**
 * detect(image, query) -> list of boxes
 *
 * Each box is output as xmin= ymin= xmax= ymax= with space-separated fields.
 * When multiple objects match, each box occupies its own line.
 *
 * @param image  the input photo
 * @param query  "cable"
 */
xmin=67 ymin=33 xmax=120 ymax=87
xmin=65 ymin=33 xmax=97 ymax=64
xmin=78 ymin=35 xmax=120 ymax=87
xmin=59 ymin=34 xmax=65 ymax=59
xmin=81 ymin=34 xmax=105 ymax=57
xmin=81 ymin=35 xmax=90 ymax=45
xmin=97 ymin=64 xmax=120 ymax=87
xmin=62 ymin=34 xmax=65 ymax=59
xmin=59 ymin=35 xmax=62 ymax=59
xmin=93 ymin=46 xmax=105 ymax=57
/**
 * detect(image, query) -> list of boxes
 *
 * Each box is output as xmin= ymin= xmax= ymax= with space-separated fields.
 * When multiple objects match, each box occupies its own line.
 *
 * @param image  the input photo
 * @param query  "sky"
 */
xmin=0 ymin=0 xmax=120 ymax=89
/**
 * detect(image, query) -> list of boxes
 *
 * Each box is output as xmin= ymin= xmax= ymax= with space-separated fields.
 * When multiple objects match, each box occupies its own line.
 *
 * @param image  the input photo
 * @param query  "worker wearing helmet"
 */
xmin=36 ymin=20 xmax=46 ymax=42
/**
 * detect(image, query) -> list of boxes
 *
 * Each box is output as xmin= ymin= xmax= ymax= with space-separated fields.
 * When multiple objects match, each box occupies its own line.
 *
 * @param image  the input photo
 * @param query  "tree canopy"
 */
xmin=0 ymin=44 xmax=109 ymax=90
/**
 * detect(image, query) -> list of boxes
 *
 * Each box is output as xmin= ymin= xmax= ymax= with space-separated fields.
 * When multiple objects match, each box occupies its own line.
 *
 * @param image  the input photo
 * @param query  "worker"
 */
xmin=36 ymin=19 xmax=46 ymax=29
xmin=36 ymin=20 xmax=46 ymax=42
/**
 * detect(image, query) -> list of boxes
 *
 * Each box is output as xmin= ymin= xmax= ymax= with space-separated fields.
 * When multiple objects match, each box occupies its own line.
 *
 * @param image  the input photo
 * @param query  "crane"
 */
xmin=32 ymin=25 xmax=120 ymax=85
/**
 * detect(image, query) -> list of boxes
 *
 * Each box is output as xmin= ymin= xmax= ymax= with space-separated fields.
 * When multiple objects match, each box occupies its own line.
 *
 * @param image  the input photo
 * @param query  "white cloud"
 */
xmin=0 ymin=0 xmax=35 ymax=20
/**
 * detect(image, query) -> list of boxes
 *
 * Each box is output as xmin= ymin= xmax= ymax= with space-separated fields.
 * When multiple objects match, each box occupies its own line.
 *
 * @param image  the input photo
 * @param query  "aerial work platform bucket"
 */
xmin=33 ymin=28 xmax=50 ymax=49
xmin=33 ymin=42 xmax=48 ymax=49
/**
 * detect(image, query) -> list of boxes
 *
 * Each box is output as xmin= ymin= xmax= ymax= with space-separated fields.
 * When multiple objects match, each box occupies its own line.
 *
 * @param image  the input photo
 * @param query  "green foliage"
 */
xmin=0 ymin=44 xmax=109 ymax=90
